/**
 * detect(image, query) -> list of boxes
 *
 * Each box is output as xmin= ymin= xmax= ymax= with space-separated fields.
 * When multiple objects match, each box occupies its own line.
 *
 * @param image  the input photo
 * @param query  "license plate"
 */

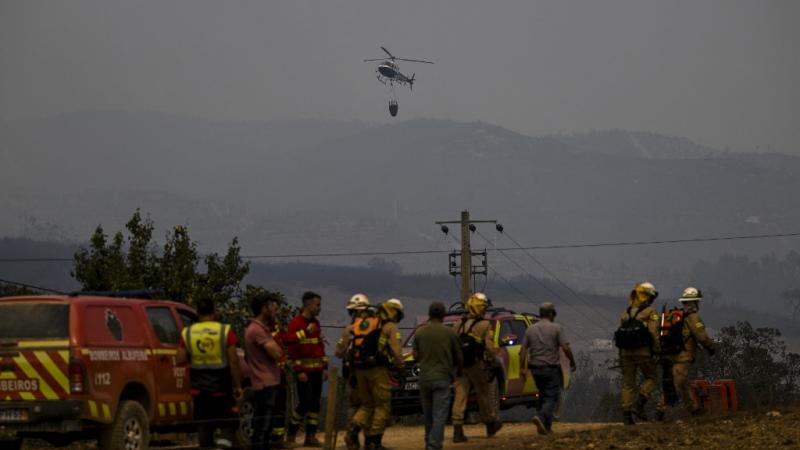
xmin=404 ymin=382 xmax=418 ymax=391
xmin=0 ymin=409 xmax=28 ymax=422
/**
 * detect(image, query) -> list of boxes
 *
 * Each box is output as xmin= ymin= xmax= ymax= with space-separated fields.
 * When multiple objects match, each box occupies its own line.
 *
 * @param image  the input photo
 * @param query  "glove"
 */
xmin=707 ymin=347 xmax=716 ymax=357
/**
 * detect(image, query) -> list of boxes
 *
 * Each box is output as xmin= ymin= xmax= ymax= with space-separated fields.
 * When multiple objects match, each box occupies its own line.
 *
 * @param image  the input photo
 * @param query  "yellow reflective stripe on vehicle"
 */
xmin=158 ymin=403 xmax=166 ymax=416
xmin=152 ymin=349 xmax=178 ymax=355
xmin=58 ymin=350 xmax=69 ymax=365
xmin=89 ymin=400 xmax=99 ymax=417
xmin=33 ymin=351 xmax=69 ymax=394
xmin=169 ymin=402 xmax=177 ymax=416
xmin=17 ymin=340 xmax=69 ymax=348
xmin=102 ymin=403 xmax=111 ymax=420
xmin=506 ymin=345 xmax=521 ymax=380
xmin=12 ymin=355 xmax=58 ymax=400
xmin=180 ymin=401 xmax=188 ymax=415
xmin=523 ymin=372 xmax=536 ymax=394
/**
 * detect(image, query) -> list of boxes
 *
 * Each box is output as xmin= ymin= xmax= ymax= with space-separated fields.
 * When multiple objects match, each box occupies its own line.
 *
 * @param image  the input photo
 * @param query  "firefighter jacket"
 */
xmin=269 ymin=321 xmax=289 ymax=373
xmin=380 ymin=321 xmax=405 ymax=368
xmin=619 ymin=304 xmax=661 ymax=357
xmin=285 ymin=313 xmax=328 ymax=373
xmin=676 ymin=305 xmax=714 ymax=363
xmin=452 ymin=316 xmax=496 ymax=362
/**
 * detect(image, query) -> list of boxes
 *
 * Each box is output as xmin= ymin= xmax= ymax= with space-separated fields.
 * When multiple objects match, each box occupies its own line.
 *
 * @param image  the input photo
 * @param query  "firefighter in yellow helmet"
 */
xmin=346 ymin=299 xmax=404 ymax=450
xmin=335 ymin=294 xmax=372 ymax=424
xmin=655 ymin=287 xmax=715 ymax=420
xmin=451 ymin=292 xmax=502 ymax=442
xmin=615 ymin=282 xmax=661 ymax=425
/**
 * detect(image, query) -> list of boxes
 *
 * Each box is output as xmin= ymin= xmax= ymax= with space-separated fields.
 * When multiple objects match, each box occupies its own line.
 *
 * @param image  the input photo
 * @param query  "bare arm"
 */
xmin=335 ymin=326 xmax=352 ymax=359
xmin=226 ymin=345 xmax=243 ymax=390
xmin=561 ymin=342 xmax=576 ymax=371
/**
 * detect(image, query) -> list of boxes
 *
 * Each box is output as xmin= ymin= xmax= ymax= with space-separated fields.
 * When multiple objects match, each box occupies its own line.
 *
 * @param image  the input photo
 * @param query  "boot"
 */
xmin=486 ymin=420 xmax=503 ymax=437
xmin=453 ymin=425 xmax=468 ymax=443
xmin=365 ymin=434 xmax=379 ymax=450
xmin=623 ymin=410 xmax=635 ymax=425
xmin=633 ymin=394 xmax=649 ymax=421
xmin=374 ymin=434 xmax=390 ymax=450
xmin=286 ymin=423 xmax=299 ymax=444
xmin=304 ymin=435 xmax=323 ymax=448
xmin=345 ymin=425 xmax=361 ymax=450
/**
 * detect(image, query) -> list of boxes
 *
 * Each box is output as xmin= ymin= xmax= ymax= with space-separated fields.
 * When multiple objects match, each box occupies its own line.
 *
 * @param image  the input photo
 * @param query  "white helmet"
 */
xmin=347 ymin=293 xmax=370 ymax=310
xmin=679 ymin=287 xmax=703 ymax=303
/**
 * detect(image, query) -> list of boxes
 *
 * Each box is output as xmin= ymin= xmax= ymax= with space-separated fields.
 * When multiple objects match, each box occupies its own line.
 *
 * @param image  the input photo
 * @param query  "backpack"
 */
xmin=349 ymin=311 xmax=388 ymax=368
xmin=614 ymin=307 xmax=653 ymax=350
xmin=458 ymin=318 xmax=486 ymax=367
xmin=658 ymin=306 xmax=687 ymax=355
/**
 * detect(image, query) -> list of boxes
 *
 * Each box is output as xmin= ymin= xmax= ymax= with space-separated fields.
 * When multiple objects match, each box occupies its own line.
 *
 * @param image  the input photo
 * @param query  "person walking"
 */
xmin=245 ymin=292 xmax=285 ymax=450
xmin=614 ymin=282 xmax=661 ymax=425
xmin=450 ymin=292 xmax=502 ymax=443
xmin=346 ymin=299 xmax=405 ymax=450
xmin=655 ymin=287 xmax=716 ymax=420
xmin=176 ymin=297 xmax=243 ymax=449
xmin=521 ymin=302 xmax=576 ymax=435
xmin=285 ymin=291 xmax=327 ymax=447
xmin=413 ymin=302 xmax=463 ymax=450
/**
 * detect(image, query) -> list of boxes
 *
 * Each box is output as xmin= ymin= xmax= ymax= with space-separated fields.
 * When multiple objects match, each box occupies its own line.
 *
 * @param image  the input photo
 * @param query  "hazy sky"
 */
xmin=2 ymin=1 xmax=798 ymax=153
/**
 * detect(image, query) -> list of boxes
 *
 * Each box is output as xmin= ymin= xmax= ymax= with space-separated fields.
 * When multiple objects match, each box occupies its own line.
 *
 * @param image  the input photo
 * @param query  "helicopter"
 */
xmin=363 ymin=46 xmax=433 ymax=116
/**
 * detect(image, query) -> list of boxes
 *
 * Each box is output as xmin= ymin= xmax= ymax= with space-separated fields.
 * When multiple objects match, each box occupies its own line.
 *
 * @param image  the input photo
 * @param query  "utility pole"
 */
xmin=436 ymin=210 xmax=496 ymax=303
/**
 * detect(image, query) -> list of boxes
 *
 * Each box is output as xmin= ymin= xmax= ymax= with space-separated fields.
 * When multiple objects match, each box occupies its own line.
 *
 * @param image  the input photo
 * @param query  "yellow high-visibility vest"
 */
xmin=183 ymin=321 xmax=230 ymax=370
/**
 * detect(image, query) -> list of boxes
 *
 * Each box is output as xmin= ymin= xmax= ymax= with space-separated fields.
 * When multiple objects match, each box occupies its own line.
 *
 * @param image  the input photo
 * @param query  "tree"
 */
xmin=782 ymin=289 xmax=800 ymax=321
xmin=71 ymin=210 xmax=250 ymax=315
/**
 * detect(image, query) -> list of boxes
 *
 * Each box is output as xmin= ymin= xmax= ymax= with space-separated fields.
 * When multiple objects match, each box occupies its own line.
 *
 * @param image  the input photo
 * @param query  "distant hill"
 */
xmin=2 ymin=111 xmax=800 ymax=296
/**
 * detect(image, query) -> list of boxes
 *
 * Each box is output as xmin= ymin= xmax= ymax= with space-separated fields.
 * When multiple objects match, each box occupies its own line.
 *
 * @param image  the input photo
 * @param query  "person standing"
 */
xmin=521 ymin=302 xmax=576 ymax=435
xmin=346 ymin=299 xmax=405 ymax=450
xmin=285 ymin=291 xmax=327 ymax=447
xmin=245 ymin=292 xmax=285 ymax=450
xmin=615 ymin=282 xmax=661 ymax=425
xmin=266 ymin=297 xmax=291 ymax=449
xmin=335 ymin=294 xmax=372 ymax=424
xmin=450 ymin=292 xmax=502 ymax=443
xmin=176 ymin=297 xmax=243 ymax=449
xmin=655 ymin=287 xmax=716 ymax=420
xmin=413 ymin=302 xmax=463 ymax=450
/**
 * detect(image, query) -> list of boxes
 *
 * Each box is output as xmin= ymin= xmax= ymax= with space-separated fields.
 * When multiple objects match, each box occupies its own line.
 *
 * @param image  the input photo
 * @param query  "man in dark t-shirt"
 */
xmin=413 ymin=302 xmax=463 ymax=450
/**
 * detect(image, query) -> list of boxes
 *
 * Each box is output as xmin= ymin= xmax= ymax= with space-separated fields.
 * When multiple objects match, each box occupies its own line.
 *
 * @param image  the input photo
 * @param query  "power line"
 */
xmin=0 ymin=277 xmax=66 ymax=294
xmin=2 ymin=230 xmax=798 ymax=263
xmin=500 ymin=230 xmax=618 ymax=328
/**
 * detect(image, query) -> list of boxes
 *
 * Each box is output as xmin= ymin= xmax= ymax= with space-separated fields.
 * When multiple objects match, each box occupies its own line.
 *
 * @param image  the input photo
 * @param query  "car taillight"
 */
xmin=69 ymin=358 xmax=86 ymax=394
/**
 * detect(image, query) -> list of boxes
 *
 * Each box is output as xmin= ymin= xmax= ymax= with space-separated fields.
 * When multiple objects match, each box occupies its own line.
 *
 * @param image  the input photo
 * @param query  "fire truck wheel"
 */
xmin=99 ymin=400 xmax=150 ymax=450
xmin=236 ymin=392 xmax=255 ymax=448
xmin=2 ymin=439 xmax=22 ymax=450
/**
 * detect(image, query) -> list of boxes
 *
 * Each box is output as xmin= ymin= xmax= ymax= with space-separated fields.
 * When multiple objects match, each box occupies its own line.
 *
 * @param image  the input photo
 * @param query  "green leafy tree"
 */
xmin=159 ymin=225 xmax=199 ymax=303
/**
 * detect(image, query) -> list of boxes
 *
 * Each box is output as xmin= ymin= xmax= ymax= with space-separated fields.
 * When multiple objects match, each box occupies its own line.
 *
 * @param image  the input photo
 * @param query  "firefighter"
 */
xmin=615 ymin=282 xmax=661 ymax=425
xmin=346 ymin=298 xmax=405 ymax=450
xmin=450 ymin=292 xmax=502 ymax=443
xmin=655 ymin=287 xmax=716 ymax=420
xmin=176 ymin=297 xmax=243 ymax=449
xmin=335 ymin=294 xmax=372 ymax=421
xmin=285 ymin=291 xmax=327 ymax=447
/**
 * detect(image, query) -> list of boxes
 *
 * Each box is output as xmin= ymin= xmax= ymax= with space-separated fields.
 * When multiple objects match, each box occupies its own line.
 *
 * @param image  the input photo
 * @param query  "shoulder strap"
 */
xmin=466 ymin=317 xmax=483 ymax=334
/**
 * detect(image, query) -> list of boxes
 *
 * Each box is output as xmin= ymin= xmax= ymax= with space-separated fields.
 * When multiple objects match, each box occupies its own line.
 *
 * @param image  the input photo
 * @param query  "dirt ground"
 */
xmin=331 ymin=409 xmax=800 ymax=450
xmin=21 ymin=408 xmax=800 ymax=449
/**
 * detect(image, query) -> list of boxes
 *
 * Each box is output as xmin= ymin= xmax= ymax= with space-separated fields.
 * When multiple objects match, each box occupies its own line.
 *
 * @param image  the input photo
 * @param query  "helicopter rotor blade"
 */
xmin=380 ymin=46 xmax=395 ymax=59
xmin=395 ymin=58 xmax=434 ymax=64
xmin=363 ymin=58 xmax=387 ymax=62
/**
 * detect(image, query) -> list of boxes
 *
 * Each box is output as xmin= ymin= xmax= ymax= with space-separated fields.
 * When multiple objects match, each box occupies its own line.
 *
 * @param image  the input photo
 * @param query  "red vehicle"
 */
xmin=0 ymin=293 xmax=247 ymax=450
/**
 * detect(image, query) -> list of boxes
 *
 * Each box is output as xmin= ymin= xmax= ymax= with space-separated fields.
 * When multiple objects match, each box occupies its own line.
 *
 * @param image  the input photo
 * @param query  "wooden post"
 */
xmin=460 ymin=209 xmax=472 ymax=303
xmin=323 ymin=366 xmax=339 ymax=450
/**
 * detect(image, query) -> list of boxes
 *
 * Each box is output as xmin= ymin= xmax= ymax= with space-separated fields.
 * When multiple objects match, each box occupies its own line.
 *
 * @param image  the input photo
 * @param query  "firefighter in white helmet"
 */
xmin=655 ymin=287 xmax=715 ymax=420
xmin=346 ymin=298 xmax=405 ymax=450
xmin=336 ymin=294 xmax=373 ymax=441
xmin=451 ymin=292 xmax=502 ymax=442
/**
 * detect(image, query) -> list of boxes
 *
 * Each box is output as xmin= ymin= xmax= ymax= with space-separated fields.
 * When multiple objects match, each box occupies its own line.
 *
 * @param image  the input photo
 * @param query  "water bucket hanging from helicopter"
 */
xmin=363 ymin=46 xmax=433 ymax=117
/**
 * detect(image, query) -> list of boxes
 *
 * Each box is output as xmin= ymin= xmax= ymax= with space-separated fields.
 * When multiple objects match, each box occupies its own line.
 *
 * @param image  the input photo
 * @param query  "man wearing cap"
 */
xmin=521 ymin=302 xmax=576 ymax=435
xmin=656 ymin=287 xmax=715 ymax=420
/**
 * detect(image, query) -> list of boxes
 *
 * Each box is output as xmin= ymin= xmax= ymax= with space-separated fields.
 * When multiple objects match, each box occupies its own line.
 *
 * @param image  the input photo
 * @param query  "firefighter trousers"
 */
xmin=351 ymin=366 xmax=392 ymax=436
xmin=451 ymin=364 xmax=497 ymax=425
xmin=289 ymin=371 xmax=323 ymax=437
xmin=657 ymin=359 xmax=698 ymax=412
xmin=621 ymin=354 xmax=658 ymax=411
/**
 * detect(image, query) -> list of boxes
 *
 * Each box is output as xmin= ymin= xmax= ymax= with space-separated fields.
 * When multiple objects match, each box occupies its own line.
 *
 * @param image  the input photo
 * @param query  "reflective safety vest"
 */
xmin=183 ymin=321 xmax=230 ymax=370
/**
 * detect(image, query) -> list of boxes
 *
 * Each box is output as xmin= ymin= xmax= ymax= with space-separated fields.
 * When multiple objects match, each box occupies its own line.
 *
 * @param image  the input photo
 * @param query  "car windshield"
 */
xmin=0 ymin=303 xmax=70 ymax=339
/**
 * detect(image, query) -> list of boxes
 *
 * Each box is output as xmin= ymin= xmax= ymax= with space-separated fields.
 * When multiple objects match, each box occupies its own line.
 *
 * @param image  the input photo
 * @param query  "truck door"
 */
xmin=143 ymin=306 xmax=191 ymax=423
xmin=497 ymin=317 xmax=529 ymax=395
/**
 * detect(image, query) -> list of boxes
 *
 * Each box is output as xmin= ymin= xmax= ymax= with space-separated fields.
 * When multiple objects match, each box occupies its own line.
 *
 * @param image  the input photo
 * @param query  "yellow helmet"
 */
xmin=466 ymin=292 xmax=489 ymax=317
xmin=347 ymin=293 xmax=370 ymax=311
xmin=629 ymin=282 xmax=658 ymax=307
xmin=379 ymin=298 xmax=404 ymax=322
